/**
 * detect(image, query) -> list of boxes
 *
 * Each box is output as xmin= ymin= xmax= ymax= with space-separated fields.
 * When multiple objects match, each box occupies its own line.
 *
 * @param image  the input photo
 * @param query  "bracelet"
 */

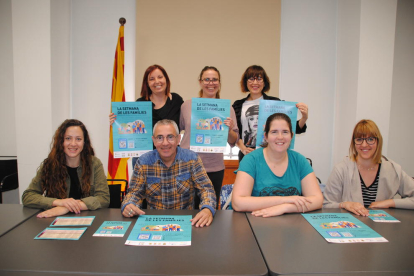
xmin=339 ymin=202 xmax=343 ymax=209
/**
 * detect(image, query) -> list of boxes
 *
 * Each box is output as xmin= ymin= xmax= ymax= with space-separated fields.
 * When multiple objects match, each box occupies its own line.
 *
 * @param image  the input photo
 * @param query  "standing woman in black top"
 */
xmin=233 ymin=65 xmax=309 ymax=161
xmin=110 ymin=64 xmax=183 ymax=132
xmin=109 ymin=64 xmax=184 ymax=165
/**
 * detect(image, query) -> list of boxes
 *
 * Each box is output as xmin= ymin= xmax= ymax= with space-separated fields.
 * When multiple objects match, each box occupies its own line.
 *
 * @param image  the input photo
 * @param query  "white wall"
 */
xmin=280 ymin=0 xmax=337 ymax=183
xmin=51 ymin=0 xmax=71 ymax=130
xmin=12 ymin=0 xmax=55 ymax=201
xmin=334 ymin=0 xmax=398 ymax=169
xmin=356 ymin=0 xmax=397 ymax=153
xmin=0 ymin=0 xmax=17 ymax=157
xmin=333 ymin=0 xmax=361 ymax=165
xmin=388 ymin=0 xmax=414 ymax=176
xmin=71 ymin=0 xmax=136 ymax=175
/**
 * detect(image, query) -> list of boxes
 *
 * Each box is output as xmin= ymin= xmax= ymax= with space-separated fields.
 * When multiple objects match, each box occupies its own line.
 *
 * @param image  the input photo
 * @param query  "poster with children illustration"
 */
xmin=112 ymin=102 xmax=152 ymax=158
xmin=125 ymin=215 xmax=192 ymax=246
xmin=302 ymin=213 xmax=388 ymax=243
xmin=256 ymin=100 xmax=298 ymax=149
xmin=190 ymin=98 xmax=231 ymax=153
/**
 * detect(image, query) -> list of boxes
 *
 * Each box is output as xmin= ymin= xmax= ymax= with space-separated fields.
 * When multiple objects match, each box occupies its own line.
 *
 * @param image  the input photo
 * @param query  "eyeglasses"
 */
xmin=153 ymin=134 xmax=178 ymax=144
xmin=247 ymin=77 xmax=263 ymax=83
xmin=354 ymin=137 xmax=377 ymax=145
xmin=201 ymin=78 xmax=220 ymax=84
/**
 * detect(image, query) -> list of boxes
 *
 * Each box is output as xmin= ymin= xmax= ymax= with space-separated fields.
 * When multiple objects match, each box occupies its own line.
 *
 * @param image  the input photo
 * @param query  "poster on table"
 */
xmin=256 ymin=100 xmax=298 ymax=149
xmin=302 ymin=213 xmax=388 ymax=243
xmin=93 ymin=221 xmax=132 ymax=237
xmin=35 ymin=228 xmax=87 ymax=240
xmin=368 ymin=210 xmax=400 ymax=223
xmin=112 ymin=102 xmax=152 ymax=158
xmin=125 ymin=215 xmax=192 ymax=246
xmin=50 ymin=216 xmax=95 ymax=226
xmin=190 ymin=98 xmax=231 ymax=153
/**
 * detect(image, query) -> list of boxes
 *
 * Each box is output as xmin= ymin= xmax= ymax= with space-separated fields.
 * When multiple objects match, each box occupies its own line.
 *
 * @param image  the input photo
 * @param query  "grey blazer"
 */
xmin=323 ymin=157 xmax=414 ymax=209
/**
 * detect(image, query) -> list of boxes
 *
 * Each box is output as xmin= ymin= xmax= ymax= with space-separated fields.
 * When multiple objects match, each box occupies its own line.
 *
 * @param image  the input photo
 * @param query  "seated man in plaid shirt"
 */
xmin=121 ymin=119 xmax=217 ymax=227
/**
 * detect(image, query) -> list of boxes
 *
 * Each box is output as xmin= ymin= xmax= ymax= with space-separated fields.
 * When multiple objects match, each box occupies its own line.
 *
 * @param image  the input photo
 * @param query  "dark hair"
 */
xmin=40 ymin=119 xmax=95 ymax=199
xmin=261 ymin=113 xmax=293 ymax=148
xmin=140 ymin=64 xmax=171 ymax=100
xmin=240 ymin=65 xmax=270 ymax=93
xmin=198 ymin=66 xmax=221 ymax=99
xmin=349 ymin=119 xmax=383 ymax=163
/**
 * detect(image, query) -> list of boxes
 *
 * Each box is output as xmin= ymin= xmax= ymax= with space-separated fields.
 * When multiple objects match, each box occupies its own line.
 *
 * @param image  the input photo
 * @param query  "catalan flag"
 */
xmin=108 ymin=19 xmax=128 ymax=190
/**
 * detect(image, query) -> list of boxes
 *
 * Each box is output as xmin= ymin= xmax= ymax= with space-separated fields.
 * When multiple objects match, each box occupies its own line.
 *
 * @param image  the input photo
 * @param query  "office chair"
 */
xmin=1 ymin=172 xmax=19 ymax=204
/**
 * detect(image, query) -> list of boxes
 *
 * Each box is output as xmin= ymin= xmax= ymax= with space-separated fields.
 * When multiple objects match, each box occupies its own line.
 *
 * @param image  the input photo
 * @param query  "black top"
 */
xmin=136 ymin=92 xmax=184 ymax=132
xmin=67 ymin=166 xmax=81 ymax=199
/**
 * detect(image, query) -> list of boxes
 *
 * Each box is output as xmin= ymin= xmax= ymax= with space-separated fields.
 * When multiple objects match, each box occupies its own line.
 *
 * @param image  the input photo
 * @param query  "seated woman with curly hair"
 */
xmin=22 ymin=119 xmax=109 ymax=218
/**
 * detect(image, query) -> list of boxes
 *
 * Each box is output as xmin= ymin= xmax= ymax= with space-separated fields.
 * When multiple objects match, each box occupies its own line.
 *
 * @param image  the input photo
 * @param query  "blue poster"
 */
xmin=93 ymin=221 xmax=132 ymax=237
xmin=112 ymin=102 xmax=152 ymax=158
xmin=190 ymin=98 xmax=231 ymax=153
xmin=368 ymin=210 xmax=400 ymax=223
xmin=125 ymin=215 xmax=192 ymax=246
xmin=256 ymin=100 xmax=298 ymax=149
xmin=302 ymin=213 xmax=388 ymax=243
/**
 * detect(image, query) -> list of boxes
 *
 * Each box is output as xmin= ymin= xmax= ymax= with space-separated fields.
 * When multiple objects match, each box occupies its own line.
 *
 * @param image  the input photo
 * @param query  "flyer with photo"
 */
xmin=190 ymin=98 xmax=231 ymax=153
xmin=125 ymin=215 xmax=192 ymax=246
xmin=256 ymin=100 xmax=298 ymax=149
xmin=302 ymin=213 xmax=388 ymax=243
xmin=35 ymin=228 xmax=87 ymax=240
xmin=50 ymin=216 xmax=95 ymax=226
xmin=368 ymin=210 xmax=400 ymax=223
xmin=112 ymin=101 xmax=152 ymax=158
xmin=93 ymin=221 xmax=132 ymax=237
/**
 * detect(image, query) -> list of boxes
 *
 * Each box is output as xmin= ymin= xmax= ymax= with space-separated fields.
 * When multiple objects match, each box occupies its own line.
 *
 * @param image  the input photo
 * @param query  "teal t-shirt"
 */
xmin=238 ymin=148 xmax=313 ymax=196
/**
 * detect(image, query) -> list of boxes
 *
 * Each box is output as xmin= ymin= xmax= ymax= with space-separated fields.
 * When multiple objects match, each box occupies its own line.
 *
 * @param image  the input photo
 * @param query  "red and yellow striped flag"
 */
xmin=108 ymin=20 xmax=128 ymax=190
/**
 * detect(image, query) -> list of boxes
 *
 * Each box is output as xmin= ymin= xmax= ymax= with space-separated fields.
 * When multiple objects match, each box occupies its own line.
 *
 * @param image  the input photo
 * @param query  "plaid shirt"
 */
xmin=121 ymin=147 xmax=216 ymax=215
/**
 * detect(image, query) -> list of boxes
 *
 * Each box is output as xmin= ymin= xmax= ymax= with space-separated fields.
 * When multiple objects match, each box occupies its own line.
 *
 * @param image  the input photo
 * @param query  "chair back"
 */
xmin=219 ymin=184 xmax=234 ymax=210
xmin=0 ymin=158 xmax=19 ymax=204
xmin=107 ymin=179 xmax=128 ymax=208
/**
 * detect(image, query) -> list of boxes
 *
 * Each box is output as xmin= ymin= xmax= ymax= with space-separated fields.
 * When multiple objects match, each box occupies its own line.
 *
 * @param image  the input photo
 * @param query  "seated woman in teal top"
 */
xmin=232 ymin=113 xmax=323 ymax=217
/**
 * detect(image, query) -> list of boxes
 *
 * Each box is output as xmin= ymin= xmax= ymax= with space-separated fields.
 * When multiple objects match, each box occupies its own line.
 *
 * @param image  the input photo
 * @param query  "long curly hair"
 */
xmin=40 ymin=119 xmax=95 ymax=199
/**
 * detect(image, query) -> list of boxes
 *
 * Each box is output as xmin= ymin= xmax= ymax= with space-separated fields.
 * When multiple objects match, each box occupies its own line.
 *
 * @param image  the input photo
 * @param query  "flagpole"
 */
xmin=108 ymin=17 xmax=129 ymax=191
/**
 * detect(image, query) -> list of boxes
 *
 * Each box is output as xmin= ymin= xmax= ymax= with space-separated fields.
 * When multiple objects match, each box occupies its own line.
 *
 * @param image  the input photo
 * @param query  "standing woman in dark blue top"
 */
xmin=233 ymin=65 xmax=309 ymax=161
xmin=109 ymin=65 xmax=184 ymax=164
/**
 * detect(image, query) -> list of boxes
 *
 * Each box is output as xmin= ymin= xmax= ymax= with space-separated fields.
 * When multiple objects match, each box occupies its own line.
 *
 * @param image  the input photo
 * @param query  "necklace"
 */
xmin=357 ymin=164 xmax=377 ymax=171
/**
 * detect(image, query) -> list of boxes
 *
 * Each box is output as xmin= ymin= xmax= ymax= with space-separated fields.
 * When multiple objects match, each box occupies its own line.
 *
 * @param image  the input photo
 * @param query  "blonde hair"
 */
xmin=349 ymin=119 xmax=383 ymax=164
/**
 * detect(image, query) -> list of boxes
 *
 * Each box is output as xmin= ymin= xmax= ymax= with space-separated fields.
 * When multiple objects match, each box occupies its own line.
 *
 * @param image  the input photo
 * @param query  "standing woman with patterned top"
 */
xmin=233 ymin=65 xmax=309 ymax=161
xmin=180 ymin=66 xmax=239 ymax=207
xmin=323 ymin=119 xmax=414 ymax=215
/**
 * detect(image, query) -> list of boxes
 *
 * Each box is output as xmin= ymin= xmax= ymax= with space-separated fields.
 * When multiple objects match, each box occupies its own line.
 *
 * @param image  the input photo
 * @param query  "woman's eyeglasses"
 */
xmin=202 ymin=78 xmax=219 ymax=84
xmin=247 ymin=77 xmax=263 ymax=83
xmin=354 ymin=137 xmax=377 ymax=145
